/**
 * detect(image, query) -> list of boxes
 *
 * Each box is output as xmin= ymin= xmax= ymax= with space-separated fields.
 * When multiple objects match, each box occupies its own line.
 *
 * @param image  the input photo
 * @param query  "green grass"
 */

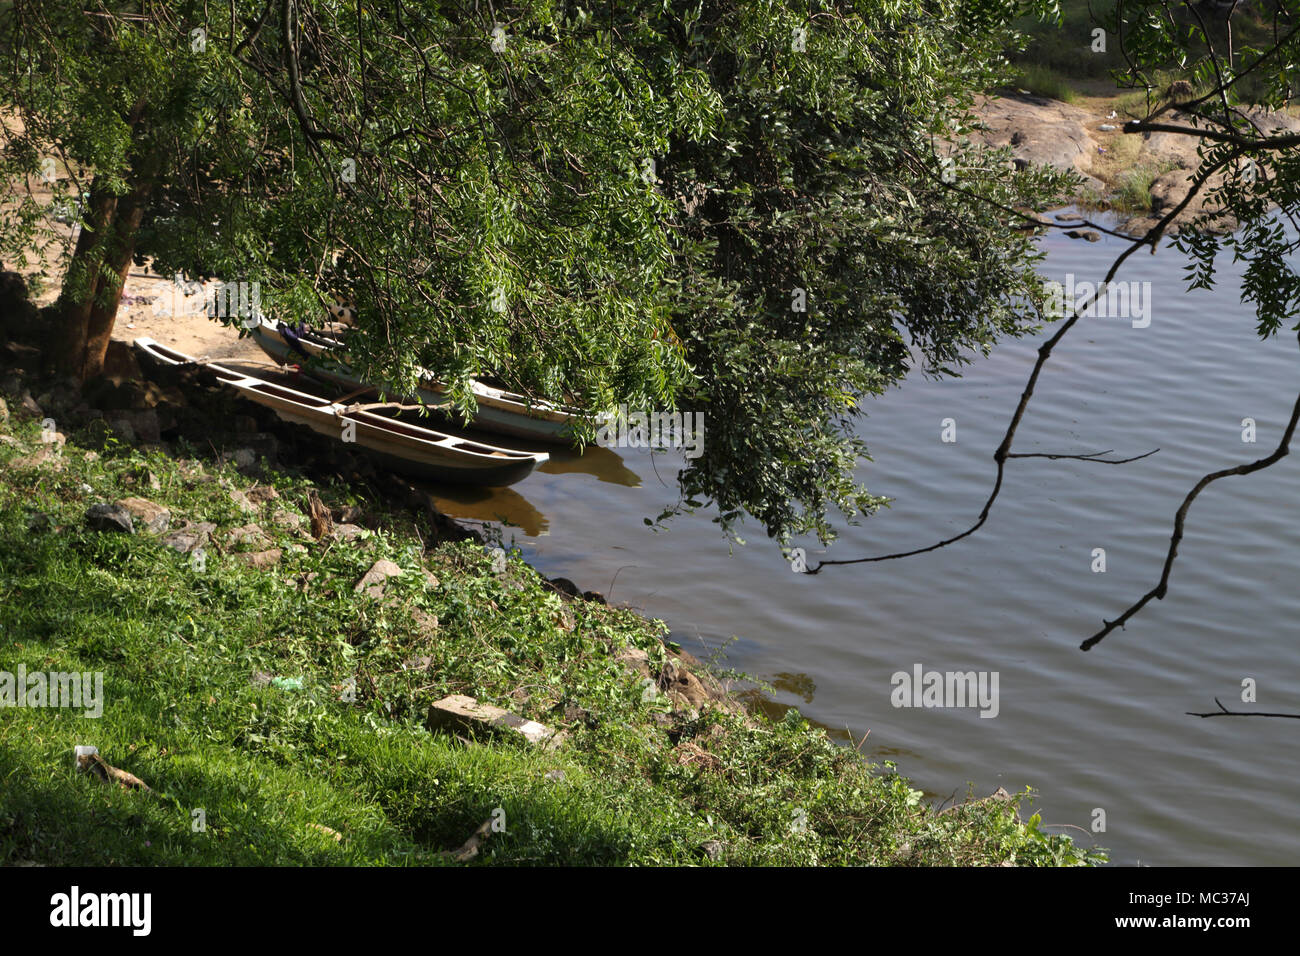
xmin=0 ymin=411 xmax=1105 ymax=866
xmin=1011 ymin=64 xmax=1081 ymax=103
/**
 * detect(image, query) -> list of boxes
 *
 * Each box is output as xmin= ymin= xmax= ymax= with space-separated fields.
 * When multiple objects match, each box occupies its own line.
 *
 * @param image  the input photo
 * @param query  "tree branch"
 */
xmin=1081 ymin=333 xmax=1300 ymax=651
xmin=1187 ymin=697 xmax=1300 ymax=719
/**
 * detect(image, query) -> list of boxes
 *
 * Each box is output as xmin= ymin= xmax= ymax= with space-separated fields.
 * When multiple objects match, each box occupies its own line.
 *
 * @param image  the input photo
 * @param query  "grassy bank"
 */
xmin=0 ymin=389 xmax=1105 ymax=866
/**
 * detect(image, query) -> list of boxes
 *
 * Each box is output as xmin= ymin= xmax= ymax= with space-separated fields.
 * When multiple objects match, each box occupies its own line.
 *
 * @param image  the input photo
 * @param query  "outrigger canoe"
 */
xmin=133 ymin=338 xmax=548 ymax=487
xmin=248 ymin=318 xmax=584 ymax=445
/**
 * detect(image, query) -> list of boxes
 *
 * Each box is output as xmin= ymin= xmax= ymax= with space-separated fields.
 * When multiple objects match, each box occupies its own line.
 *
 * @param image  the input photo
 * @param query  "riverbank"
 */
xmin=0 ymin=290 xmax=1103 ymax=866
xmin=972 ymin=89 xmax=1300 ymax=237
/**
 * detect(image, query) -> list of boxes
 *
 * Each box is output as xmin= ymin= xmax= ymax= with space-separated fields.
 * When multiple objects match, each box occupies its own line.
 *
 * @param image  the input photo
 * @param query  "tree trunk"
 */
xmin=52 ymin=97 xmax=153 ymax=383
xmin=80 ymin=170 xmax=153 ymax=380
xmin=52 ymin=178 xmax=117 ymax=376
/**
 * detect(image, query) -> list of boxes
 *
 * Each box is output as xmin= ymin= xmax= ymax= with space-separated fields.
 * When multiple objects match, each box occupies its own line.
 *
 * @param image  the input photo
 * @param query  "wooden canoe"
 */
xmin=248 ymin=318 xmax=585 ymax=445
xmin=133 ymin=338 xmax=549 ymax=487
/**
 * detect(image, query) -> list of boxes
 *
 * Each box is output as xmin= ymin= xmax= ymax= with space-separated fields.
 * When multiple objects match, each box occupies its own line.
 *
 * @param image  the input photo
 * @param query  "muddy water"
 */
xmin=428 ymin=214 xmax=1300 ymax=865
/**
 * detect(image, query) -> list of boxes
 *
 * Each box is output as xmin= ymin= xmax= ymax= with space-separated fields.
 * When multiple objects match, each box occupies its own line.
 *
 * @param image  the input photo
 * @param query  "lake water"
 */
xmin=431 ymin=212 xmax=1300 ymax=866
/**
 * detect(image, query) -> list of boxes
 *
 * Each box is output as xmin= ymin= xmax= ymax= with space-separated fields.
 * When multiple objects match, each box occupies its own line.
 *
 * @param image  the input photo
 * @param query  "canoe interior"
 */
xmin=131 ymin=338 xmax=547 ymax=486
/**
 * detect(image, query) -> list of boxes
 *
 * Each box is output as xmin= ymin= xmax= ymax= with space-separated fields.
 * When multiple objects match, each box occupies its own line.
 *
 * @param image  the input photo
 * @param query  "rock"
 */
xmin=225 ymin=523 xmax=271 ymax=549
xmin=581 ymin=590 xmax=606 ymax=604
xmin=333 ymin=505 xmax=364 ymax=523
xmin=161 ymin=521 xmax=216 ymax=554
xmin=0 ymin=342 xmax=41 ymax=373
xmin=427 ymin=694 xmax=566 ymax=750
xmin=1064 ymin=229 xmax=1101 ymax=242
xmin=114 ymin=497 xmax=171 ymax=533
xmin=228 ymin=488 xmax=257 ymax=514
xmin=39 ymin=428 xmax=67 ymax=449
xmin=546 ymin=576 xmax=580 ymax=598
xmin=107 ymin=408 xmax=161 ymax=444
xmin=244 ymin=485 xmax=279 ymax=504
xmin=969 ymin=94 xmax=1107 ymax=194
xmin=19 ymin=392 xmax=42 ymax=418
xmin=0 ymin=396 xmax=7 ymax=424
xmin=330 ymin=523 xmax=368 ymax=542
xmin=231 ymin=448 xmax=256 ymax=470
xmin=272 ymin=509 xmax=308 ymax=534
xmin=237 ymin=548 xmax=282 ymax=570
xmin=9 ymin=445 xmax=63 ymax=472
xmin=85 ymin=503 xmax=134 ymax=534
xmin=702 ymin=840 xmax=724 ymax=861
xmin=354 ymin=559 xmax=403 ymax=598
xmin=410 ymin=607 xmax=439 ymax=634
xmin=101 ymin=340 xmax=143 ymax=384
xmin=615 ymin=646 xmax=652 ymax=680
xmin=658 ymin=654 xmax=740 ymax=715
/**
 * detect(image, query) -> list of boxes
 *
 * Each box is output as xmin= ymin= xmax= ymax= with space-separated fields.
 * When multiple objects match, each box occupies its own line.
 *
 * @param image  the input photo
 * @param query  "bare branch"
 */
xmin=1187 ymin=697 xmax=1300 ymax=719
xmin=1081 ymin=335 xmax=1300 ymax=651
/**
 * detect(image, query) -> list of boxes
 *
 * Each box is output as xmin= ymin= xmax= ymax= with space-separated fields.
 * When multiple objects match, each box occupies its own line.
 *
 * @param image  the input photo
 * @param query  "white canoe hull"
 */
xmin=133 ymin=338 xmax=548 ymax=487
xmin=249 ymin=319 xmax=583 ymax=445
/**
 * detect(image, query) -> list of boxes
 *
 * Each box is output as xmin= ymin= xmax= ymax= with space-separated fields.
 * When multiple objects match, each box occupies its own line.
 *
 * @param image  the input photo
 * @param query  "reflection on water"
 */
xmin=538 ymin=444 xmax=641 ymax=487
xmin=424 ymin=482 xmax=550 ymax=537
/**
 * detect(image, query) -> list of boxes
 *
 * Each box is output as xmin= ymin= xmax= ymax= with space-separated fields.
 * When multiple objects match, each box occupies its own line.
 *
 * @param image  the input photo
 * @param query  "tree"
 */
xmin=2 ymin=1 xmax=1072 ymax=543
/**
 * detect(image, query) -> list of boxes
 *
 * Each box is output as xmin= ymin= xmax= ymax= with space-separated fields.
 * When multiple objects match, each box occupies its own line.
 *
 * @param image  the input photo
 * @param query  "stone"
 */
xmin=272 ymin=509 xmax=308 ymax=534
xmin=615 ymin=646 xmax=652 ymax=680
xmin=410 ymin=607 xmax=439 ymax=634
xmin=161 ymin=521 xmax=216 ymax=554
xmin=659 ymin=658 xmax=721 ymax=712
xmin=331 ymin=522 xmax=368 ymax=542
xmin=546 ymin=576 xmax=580 ymax=598
xmin=0 ymin=396 xmax=7 ymax=424
xmin=237 ymin=548 xmax=282 ymax=570
xmin=354 ymin=559 xmax=403 ymax=598
xmin=115 ymin=497 xmax=170 ymax=534
xmin=228 ymin=488 xmax=257 ymax=514
xmin=85 ymin=503 xmax=134 ymax=534
xmin=225 ymin=523 xmax=271 ymax=549
xmin=9 ymin=445 xmax=63 ymax=472
xmin=109 ymin=408 xmax=161 ymax=444
xmin=244 ymin=485 xmax=279 ymax=505
xmin=427 ymin=694 xmax=565 ymax=750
